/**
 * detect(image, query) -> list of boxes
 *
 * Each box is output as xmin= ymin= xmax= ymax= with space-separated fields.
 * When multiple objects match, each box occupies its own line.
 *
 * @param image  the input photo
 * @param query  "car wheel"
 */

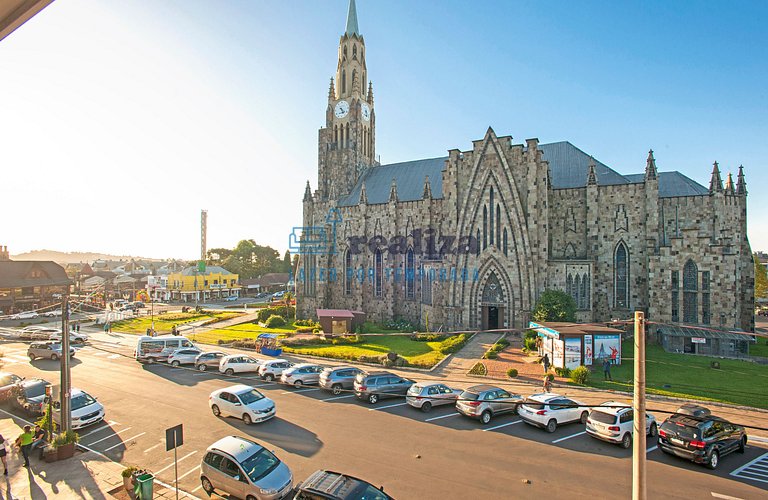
xmin=265 ymin=374 xmax=274 ymax=382
xmin=294 ymin=380 xmax=304 ymax=388
xmin=707 ymin=450 xmax=719 ymax=470
xmin=225 ymin=368 xmax=234 ymax=376
xmin=201 ymin=477 xmax=214 ymax=495
xmin=580 ymin=411 xmax=588 ymax=424
xmin=480 ymin=410 xmax=492 ymax=425
xmin=51 ymin=354 xmax=59 ymax=361
xmin=197 ymin=364 xmax=207 ymax=372
xmin=649 ymin=423 xmax=658 ymax=438
xmin=368 ymin=393 xmax=379 ymax=404
xmin=242 ymin=413 xmax=253 ymax=425
xmin=246 ymin=495 xmax=257 ymax=500
xmin=621 ymin=433 xmax=632 ymax=449
xmin=211 ymin=405 xmax=220 ymax=417
xmin=546 ymin=419 xmax=557 ymax=433
xmin=171 ymin=360 xmax=180 ymax=367
xmin=421 ymin=402 xmax=432 ymax=413
xmin=147 ymin=357 xmax=156 ymax=364
xmin=28 ymin=353 xmax=36 ymax=361
xmin=331 ymin=384 xmax=342 ymax=395
xmin=739 ymin=436 xmax=747 ymax=453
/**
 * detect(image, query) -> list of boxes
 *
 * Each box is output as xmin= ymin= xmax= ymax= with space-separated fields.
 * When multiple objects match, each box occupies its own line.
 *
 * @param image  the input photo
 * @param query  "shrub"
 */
xmin=294 ymin=319 xmax=318 ymax=327
xmin=52 ymin=430 xmax=79 ymax=448
xmin=496 ymin=339 xmax=510 ymax=349
xmin=554 ymin=367 xmax=571 ymax=378
xmin=439 ymin=333 xmax=468 ymax=354
xmin=217 ymin=339 xmax=227 ymax=345
xmin=483 ymin=351 xmax=498 ymax=359
xmin=358 ymin=355 xmax=382 ymax=364
xmin=570 ymin=366 xmax=590 ymax=384
xmin=507 ymin=368 xmax=518 ymax=378
xmin=295 ymin=327 xmax=314 ymax=333
xmin=469 ymin=362 xmax=487 ymax=376
xmin=524 ymin=337 xmax=538 ymax=351
xmin=524 ymin=329 xmax=538 ymax=340
xmin=411 ymin=333 xmax=449 ymax=342
xmin=546 ymin=373 xmax=555 ymax=381
xmin=122 ymin=466 xmax=140 ymax=478
xmin=313 ymin=327 xmax=321 ymax=334
xmin=264 ymin=315 xmax=286 ymax=328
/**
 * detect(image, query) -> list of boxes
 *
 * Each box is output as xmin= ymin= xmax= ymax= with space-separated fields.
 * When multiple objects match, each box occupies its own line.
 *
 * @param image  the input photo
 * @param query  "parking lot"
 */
xmin=1 ymin=332 xmax=767 ymax=499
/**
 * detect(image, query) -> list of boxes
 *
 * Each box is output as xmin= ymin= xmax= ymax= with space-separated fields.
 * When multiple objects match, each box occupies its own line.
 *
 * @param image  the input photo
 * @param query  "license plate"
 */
xmin=670 ymin=438 xmax=684 ymax=446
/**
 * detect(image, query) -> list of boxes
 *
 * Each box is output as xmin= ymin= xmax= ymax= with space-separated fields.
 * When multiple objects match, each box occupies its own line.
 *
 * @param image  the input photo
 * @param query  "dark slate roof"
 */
xmin=339 ymin=157 xmax=447 ymax=206
xmin=624 ymin=172 xmax=709 ymax=198
xmin=0 ymin=261 xmax=71 ymax=288
xmin=337 ymin=141 xmax=708 ymax=205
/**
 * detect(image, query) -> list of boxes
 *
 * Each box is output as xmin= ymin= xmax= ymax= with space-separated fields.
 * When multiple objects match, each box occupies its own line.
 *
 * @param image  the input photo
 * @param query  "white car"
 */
xmin=47 ymin=331 xmax=88 ymax=345
xmin=258 ymin=359 xmax=294 ymax=381
xmin=586 ymin=401 xmax=658 ymax=448
xmin=12 ymin=311 xmax=39 ymax=320
xmin=167 ymin=347 xmax=203 ymax=367
xmin=54 ymin=388 xmax=105 ymax=430
xmin=406 ymin=383 xmax=462 ymax=412
xmin=219 ymin=355 xmax=262 ymax=376
xmin=208 ymin=384 xmax=275 ymax=425
xmin=42 ymin=309 xmax=62 ymax=317
xmin=518 ymin=393 xmax=589 ymax=433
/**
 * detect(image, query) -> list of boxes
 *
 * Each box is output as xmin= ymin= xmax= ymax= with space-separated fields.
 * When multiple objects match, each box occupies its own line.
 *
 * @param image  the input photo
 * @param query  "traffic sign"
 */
xmin=166 ymin=424 xmax=183 ymax=451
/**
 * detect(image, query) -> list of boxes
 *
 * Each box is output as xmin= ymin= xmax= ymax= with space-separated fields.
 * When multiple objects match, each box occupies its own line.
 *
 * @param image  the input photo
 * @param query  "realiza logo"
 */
xmin=288 ymin=208 xmax=342 ymax=255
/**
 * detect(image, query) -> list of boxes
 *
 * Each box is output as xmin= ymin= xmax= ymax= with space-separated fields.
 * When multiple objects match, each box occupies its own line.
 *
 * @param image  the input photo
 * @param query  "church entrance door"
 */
xmin=488 ymin=306 xmax=499 ymax=330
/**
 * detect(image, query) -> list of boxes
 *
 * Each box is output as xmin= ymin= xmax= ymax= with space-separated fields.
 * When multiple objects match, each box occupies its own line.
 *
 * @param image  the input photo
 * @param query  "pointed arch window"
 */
xmin=671 ymin=271 xmax=679 ymax=322
xmin=581 ymin=274 xmax=590 ymax=310
xmin=345 ymin=123 xmax=350 ymax=148
xmin=483 ymin=206 xmax=488 ymax=250
xmin=476 ymin=230 xmax=481 ymax=257
xmin=489 ymin=188 xmax=494 ymax=246
xmin=342 ymin=69 xmax=346 ymax=94
xmin=344 ymin=250 xmax=352 ymax=295
xmin=374 ymin=249 xmax=383 ymax=298
xmin=503 ymin=228 xmax=508 ymax=256
xmin=574 ymin=274 xmax=582 ymax=308
xmin=496 ymin=205 xmax=501 ymax=249
xmin=566 ymin=274 xmax=574 ymax=302
xmin=353 ymin=44 xmax=357 ymax=58
xmin=405 ymin=248 xmax=415 ymax=300
xmin=683 ymin=259 xmax=698 ymax=323
xmin=614 ymin=242 xmax=629 ymax=308
xmin=352 ymin=69 xmax=357 ymax=91
xmin=702 ymin=271 xmax=710 ymax=325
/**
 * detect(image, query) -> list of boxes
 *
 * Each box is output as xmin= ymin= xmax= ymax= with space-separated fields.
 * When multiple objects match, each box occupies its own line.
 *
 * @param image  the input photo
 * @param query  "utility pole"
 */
xmin=60 ymin=295 xmax=72 ymax=432
xmin=633 ymin=310 xmax=646 ymax=500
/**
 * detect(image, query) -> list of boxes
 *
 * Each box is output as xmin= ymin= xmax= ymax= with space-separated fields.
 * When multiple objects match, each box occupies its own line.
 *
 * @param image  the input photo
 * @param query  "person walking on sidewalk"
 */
xmin=17 ymin=425 xmax=34 ymax=468
xmin=0 ymin=434 xmax=8 ymax=475
xmin=542 ymin=375 xmax=552 ymax=393
xmin=542 ymin=353 xmax=550 ymax=374
xmin=603 ymin=357 xmax=612 ymax=381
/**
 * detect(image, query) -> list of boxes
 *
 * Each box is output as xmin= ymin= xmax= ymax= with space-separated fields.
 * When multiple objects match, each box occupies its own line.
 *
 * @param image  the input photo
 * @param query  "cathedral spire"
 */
xmin=645 ymin=149 xmax=657 ymax=180
xmin=587 ymin=156 xmax=597 ymax=186
xmin=358 ymin=180 xmax=368 ymax=204
xmin=328 ymin=78 xmax=336 ymax=100
xmin=423 ymin=176 xmax=432 ymax=199
xmin=345 ymin=0 xmax=360 ymax=36
xmin=367 ymin=81 xmax=374 ymax=104
xmin=389 ymin=178 xmax=398 ymax=202
xmin=724 ymin=172 xmax=735 ymax=195
xmin=736 ymin=165 xmax=747 ymax=196
xmin=709 ymin=161 xmax=723 ymax=194
xmin=303 ymin=181 xmax=312 ymax=202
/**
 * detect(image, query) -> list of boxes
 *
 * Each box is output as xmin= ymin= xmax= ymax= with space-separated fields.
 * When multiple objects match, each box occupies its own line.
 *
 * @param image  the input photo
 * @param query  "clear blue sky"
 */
xmin=1 ymin=0 xmax=766 ymax=259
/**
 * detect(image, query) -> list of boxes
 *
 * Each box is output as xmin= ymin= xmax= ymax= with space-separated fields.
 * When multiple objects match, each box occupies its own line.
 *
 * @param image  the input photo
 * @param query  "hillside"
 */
xmin=10 ymin=249 xmax=166 ymax=265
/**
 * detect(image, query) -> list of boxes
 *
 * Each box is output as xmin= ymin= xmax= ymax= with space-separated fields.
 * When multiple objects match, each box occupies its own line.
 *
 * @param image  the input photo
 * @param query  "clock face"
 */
xmin=334 ymin=100 xmax=349 ymax=118
xmin=361 ymin=102 xmax=371 ymax=121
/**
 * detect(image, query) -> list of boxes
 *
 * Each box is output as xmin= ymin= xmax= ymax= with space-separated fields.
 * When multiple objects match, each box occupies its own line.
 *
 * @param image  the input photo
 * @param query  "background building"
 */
xmin=166 ymin=266 xmax=239 ymax=302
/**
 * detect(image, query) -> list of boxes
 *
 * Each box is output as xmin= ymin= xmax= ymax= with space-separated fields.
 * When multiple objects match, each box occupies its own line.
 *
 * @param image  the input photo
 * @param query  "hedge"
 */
xmin=570 ymin=366 xmax=590 ymax=384
xmin=469 ymin=362 xmax=487 ymax=376
xmin=264 ymin=315 xmax=286 ymax=328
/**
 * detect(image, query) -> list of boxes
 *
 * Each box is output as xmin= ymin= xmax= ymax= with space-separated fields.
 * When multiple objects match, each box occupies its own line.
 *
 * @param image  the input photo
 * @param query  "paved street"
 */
xmin=0 ymin=330 xmax=767 ymax=499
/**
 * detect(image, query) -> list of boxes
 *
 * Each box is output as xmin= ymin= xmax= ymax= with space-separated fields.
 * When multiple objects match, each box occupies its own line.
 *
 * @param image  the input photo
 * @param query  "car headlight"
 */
xmin=260 ymin=488 xmax=277 ymax=495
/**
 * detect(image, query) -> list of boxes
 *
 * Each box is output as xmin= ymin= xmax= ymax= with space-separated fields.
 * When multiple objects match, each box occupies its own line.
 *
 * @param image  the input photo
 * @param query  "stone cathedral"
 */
xmin=298 ymin=0 xmax=754 ymax=334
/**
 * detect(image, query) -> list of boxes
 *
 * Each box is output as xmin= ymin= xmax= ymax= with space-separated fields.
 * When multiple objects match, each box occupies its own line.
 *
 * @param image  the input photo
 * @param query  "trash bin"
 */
xmin=134 ymin=472 xmax=154 ymax=499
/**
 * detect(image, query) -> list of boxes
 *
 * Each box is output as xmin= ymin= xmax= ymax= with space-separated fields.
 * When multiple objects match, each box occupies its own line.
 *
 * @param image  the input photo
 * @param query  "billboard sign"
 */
xmin=594 ymin=334 xmax=621 ymax=365
xmin=553 ymin=339 xmax=564 ymax=368
xmin=584 ymin=335 xmax=593 ymax=366
xmin=564 ymin=337 xmax=582 ymax=370
xmin=691 ymin=337 xmax=706 ymax=344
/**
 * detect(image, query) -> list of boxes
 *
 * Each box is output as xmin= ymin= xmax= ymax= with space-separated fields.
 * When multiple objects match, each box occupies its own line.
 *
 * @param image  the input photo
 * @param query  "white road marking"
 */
xmin=79 ymin=423 xmax=114 ymax=438
xmin=11 ymin=355 xmax=29 ymax=361
xmin=92 ymin=351 xmax=109 ymax=356
xmin=425 ymin=412 xmax=461 ymax=422
xmin=86 ymin=427 xmax=133 ymax=446
xmin=144 ymin=441 xmax=165 ymax=453
xmin=178 ymin=465 xmax=201 ymax=480
xmin=647 ymin=445 xmax=658 ymax=453
xmin=323 ymin=395 xmax=355 ymax=401
xmin=281 ymin=388 xmax=321 ymax=394
xmin=191 ymin=485 xmax=203 ymax=493
xmin=108 ymin=354 xmax=121 ymax=359
xmin=192 ymin=372 xmax=215 ymax=377
xmin=2 ymin=359 xmax=17 ymax=364
xmin=154 ymin=451 xmax=198 ymax=475
xmin=730 ymin=450 xmax=768 ymax=484
xmin=711 ymin=492 xmax=744 ymax=500
xmin=103 ymin=432 xmax=146 ymax=452
xmin=482 ymin=420 xmax=523 ymax=432
xmin=552 ymin=431 xmax=587 ymax=444
xmin=368 ymin=402 xmax=408 ymax=411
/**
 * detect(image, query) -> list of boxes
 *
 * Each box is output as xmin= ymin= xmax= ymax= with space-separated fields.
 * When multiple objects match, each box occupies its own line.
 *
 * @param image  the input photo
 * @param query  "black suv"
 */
xmin=294 ymin=470 xmax=392 ymax=500
xmin=658 ymin=404 xmax=747 ymax=470
xmin=14 ymin=378 xmax=52 ymax=416
xmin=353 ymin=371 xmax=414 ymax=404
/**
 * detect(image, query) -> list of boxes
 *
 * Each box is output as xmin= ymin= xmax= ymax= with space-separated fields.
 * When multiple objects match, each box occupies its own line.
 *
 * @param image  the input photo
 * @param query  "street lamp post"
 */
xmin=150 ymin=285 xmax=157 ymax=332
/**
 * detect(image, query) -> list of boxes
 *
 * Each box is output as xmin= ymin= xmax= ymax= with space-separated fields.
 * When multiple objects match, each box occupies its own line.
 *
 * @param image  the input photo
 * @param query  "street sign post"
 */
xmin=166 ymin=424 xmax=184 ymax=500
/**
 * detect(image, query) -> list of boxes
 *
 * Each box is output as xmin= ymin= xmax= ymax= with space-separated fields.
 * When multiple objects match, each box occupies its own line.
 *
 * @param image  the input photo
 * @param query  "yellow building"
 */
xmin=167 ymin=266 xmax=239 ymax=302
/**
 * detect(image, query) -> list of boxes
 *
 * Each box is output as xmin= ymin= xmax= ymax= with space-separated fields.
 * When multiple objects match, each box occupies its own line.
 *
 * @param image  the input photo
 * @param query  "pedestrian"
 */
xmin=542 ymin=353 xmax=550 ymax=373
xmin=543 ymin=375 xmax=552 ymax=393
xmin=603 ymin=357 xmax=612 ymax=381
xmin=76 ymin=323 xmax=80 ymax=333
xmin=0 ymin=434 xmax=8 ymax=475
xmin=17 ymin=425 xmax=34 ymax=468
xmin=30 ymin=425 xmax=46 ymax=452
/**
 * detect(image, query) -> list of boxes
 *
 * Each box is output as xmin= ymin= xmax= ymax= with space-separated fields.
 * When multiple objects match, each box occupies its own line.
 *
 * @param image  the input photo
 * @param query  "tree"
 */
xmin=532 ymin=289 xmax=576 ymax=322
xmin=755 ymin=254 xmax=768 ymax=300
xmin=282 ymin=250 xmax=292 ymax=273
xmin=217 ymin=239 xmax=286 ymax=279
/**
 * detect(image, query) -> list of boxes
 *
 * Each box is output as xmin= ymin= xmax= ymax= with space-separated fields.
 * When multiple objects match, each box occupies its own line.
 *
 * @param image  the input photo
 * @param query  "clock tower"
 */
xmin=318 ymin=0 xmax=376 ymax=201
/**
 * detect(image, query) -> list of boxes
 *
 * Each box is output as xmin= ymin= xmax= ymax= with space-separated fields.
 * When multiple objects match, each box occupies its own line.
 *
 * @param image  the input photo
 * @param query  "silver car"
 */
xmin=406 ymin=383 xmax=462 ymax=412
xmin=28 ymin=342 xmax=76 ymax=361
xmin=319 ymin=366 xmax=363 ymax=395
xmin=195 ymin=351 xmax=226 ymax=372
xmin=456 ymin=384 xmax=524 ymax=424
xmin=280 ymin=363 xmax=324 ymax=388
xmin=167 ymin=348 xmax=203 ymax=367
xmin=200 ymin=436 xmax=293 ymax=500
xmin=258 ymin=359 xmax=294 ymax=382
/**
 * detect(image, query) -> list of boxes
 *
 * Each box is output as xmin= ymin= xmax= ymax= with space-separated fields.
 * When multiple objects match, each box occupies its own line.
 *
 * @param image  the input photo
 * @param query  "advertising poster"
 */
xmin=594 ymin=334 xmax=621 ymax=365
xmin=564 ymin=337 xmax=581 ymax=370
xmin=553 ymin=339 xmax=564 ymax=368
xmin=584 ymin=335 xmax=593 ymax=366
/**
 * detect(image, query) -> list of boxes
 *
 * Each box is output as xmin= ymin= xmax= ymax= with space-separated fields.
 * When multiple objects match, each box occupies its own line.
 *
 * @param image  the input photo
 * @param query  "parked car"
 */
xmin=42 ymin=309 xmax=62 ymax=317
xmin=200 ymin=436 xmax=293 ymax=500
xmin=294 ymin=470 xmax=392 ymax=500
xmin=167 ymin=347 xmax=203 ymax=367
xmin=280 ymin=363 xmax=324 ymax=388
xmin=224 ymin=295 xmax=238 ymax=302
xmin=195 ymin=351 xmax=227 ymax=372
xmin=518 ymin=393 xmax=589 ymax=433
xmin=455 ymin=385 xmax=524 ymax=424
xmin=11 ymin=311 xmax=39 ymax=320
xmin=586 ymin=401 xmax=658 ymax=448
xmin=15 ymin=378 xmax=51 ymax=415
xmin=354 ymin=371 xmax=414 ymax=404
xmin=209 ymin=385 xmax=276 ymax=425
xmin=0 ymin=372 xmax=23 ymax=405
xmin=28 ymin=341 xmax=76 ymax=361
xmin=319 ymin=366 xmax=363 ymax=395
xmin=47 ymin=331 xmax=88 ymax=345
xmin=133 ymin=302 xmax=146 ymax=309
xmin=53 ymin=388 xmax=105 ymax=430
xmin=658 ymin=404 xmax=747 ymax=469
xmin=219 ymin=355 xmax=262 ymax=376
xmin=259 ymin=359 xmax=294 ymax=382
xmin=407 ymin=383 xmax=462 ymax=412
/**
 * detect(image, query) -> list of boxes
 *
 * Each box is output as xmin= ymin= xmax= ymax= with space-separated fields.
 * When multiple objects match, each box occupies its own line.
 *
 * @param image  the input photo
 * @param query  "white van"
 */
xmin=135 ymin=335 xmax=195 ymax=363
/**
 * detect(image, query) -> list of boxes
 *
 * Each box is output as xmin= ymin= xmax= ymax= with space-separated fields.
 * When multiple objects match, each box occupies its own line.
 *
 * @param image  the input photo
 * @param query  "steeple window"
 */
xmin=353 ymin=44 xmax=357 ymax=58
xmin=483 ymin=206 xmax=488 ymax=250
xmin=342 ymin=69 xmax=346 ymax=94
xmin=683 ymin=259 xmax=698 ymax=323
xmin=614 ymin=241 xmax=629 ymax=309
xmin=489 ymin=188 xmax=494 ymax=246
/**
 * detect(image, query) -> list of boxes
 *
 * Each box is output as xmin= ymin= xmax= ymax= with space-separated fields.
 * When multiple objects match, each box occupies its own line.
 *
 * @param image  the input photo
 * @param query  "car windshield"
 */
xmin=524 ymin=400 xmax=545 ymax=410
xmin=407 ymin=385 xmax=423 ymax=395
xmin=459 ymin=391 xmax=479 ymax=401
xmin=240 ymin=448 xmax=280 ymax=482
xmin=238 ymin=389 xmax=265 ymax=405
xmin=25 ymin=382 xmax=47 ymax=398
xmin=71 ymin=393 xmax=97 ymax=410
xmin=590 ymin=410 xmax=617 ymax=425
xmin=357 ymin=484 xmax=389 ymax=500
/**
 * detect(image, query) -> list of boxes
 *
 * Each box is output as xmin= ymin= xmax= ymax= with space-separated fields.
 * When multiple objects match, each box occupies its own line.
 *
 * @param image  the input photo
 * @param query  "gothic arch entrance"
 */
xmin=481 ymin=272 xmax=504 ymax=330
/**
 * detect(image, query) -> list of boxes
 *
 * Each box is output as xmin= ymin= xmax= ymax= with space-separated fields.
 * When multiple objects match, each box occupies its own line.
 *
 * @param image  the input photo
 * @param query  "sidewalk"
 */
xmin=433 ymin=331 xmax=505 ymax=377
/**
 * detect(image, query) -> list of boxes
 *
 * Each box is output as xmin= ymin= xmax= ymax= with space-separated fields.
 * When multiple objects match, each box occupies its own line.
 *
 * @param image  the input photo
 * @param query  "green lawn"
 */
xmin=282 ymin=335 xmax=445 ymax=367
xmin=189 ymin=322 xmax=295 ymax=345
xmin=111 ymin=311 xmax=242 ymax=335
xmin=584 ymin=339 xmax=768 ymax=409
xmin=748 ymin=339 xmax=768 ymax=358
